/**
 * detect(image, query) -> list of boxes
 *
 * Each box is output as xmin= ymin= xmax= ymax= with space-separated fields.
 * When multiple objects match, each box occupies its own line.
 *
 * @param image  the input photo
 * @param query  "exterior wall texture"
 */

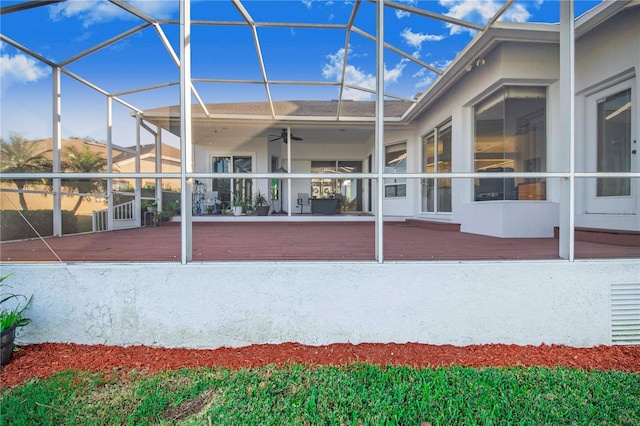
xmin=7 ymin=260 xmax=639 ymax=349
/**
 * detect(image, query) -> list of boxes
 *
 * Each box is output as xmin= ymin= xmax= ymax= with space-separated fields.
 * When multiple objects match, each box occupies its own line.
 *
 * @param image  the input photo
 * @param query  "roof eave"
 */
xmin=403 ymin=0 xmax=634 ymax=123
xmin=402 ymin=23 xmax=559 ymax=122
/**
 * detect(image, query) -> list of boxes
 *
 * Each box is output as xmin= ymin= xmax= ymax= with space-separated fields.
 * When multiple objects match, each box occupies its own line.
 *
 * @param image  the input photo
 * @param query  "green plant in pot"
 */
xmin=1 ymin=273 xmax=32 ymax=366
xmin=230 ymin=193 xmax=247 ymax=216
xmin=253 ymin=190 xmax=270 ymax=216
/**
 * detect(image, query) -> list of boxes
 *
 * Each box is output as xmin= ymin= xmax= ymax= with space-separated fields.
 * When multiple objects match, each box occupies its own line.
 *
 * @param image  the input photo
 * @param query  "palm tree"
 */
xmin=0 ymin=135 xmax=51 ymax=210
xmin=61 ymin=145 xmax=108 ymax=215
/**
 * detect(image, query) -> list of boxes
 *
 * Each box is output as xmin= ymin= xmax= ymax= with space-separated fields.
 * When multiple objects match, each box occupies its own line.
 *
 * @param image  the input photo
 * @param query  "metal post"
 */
xmin=375 ymin=0 xmax=385 ymax=263
xmin=52 ymin=67 xmax=62 ymax=236
xmin=559 ymin=0 xmax=575 ymax=261
xmin=106 ymin=97 xmax=114 ymax=231
xmin=155 ymin=125 xmax=162 ymax=210
xmin=180 ymin=0 xmax=193 ymax=263
xmin=135 ymin=113 xmax=142 ymax=228
xmin=287 ymin=126 xmax=292 ymax=217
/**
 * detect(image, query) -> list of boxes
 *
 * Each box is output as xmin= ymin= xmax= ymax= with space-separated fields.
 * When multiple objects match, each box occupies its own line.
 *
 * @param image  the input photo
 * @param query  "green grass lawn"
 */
xmin=2 ymin=364 xmax=639 ymax=425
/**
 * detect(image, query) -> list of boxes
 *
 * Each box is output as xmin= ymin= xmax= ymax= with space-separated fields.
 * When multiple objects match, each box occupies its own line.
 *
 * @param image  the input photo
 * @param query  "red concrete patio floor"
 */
xmin=1 ymin=222 xmax=638 ymax=262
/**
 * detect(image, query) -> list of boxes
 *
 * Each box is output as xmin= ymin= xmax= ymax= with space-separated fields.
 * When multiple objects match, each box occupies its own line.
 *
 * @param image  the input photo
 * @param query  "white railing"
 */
xmin=92 ymin=200 xmax=137 ymax=232
xmin=92 ymin=209 xmax=108 ymax=232
xmin=114 ymin=200 xmax=136 ymax=221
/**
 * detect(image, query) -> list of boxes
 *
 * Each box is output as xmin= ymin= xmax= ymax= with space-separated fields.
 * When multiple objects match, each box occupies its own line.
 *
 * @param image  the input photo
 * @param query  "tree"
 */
xmin=61 ymin=145 xmax=108 ymax=215
xmin=0 ymin=135 xmax=51 ymax=211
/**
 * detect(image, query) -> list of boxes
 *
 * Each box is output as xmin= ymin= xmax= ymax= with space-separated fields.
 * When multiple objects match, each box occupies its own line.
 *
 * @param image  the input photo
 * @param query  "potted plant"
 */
xmin=142 ymin=200 xmax=157 ymax=213
xmin=254 ymin=190 xmax=270 ymax=216
xmin=230 ymin=193 xmax=247 ymax=216
xmin=1 ymin=273 xmax=32 ymax=366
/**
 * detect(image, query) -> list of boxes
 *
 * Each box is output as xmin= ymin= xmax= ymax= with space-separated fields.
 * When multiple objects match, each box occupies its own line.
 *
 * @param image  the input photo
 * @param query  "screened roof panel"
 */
xmin=0 ymin=0 xmax=614 ymax=144
xmin=191 ymin=24 xmax=263 ymax=80
xmin=257 ymin=26 xmax=347 ymax=82
xmin=0 ymin=1 xmax=148 ymax=63
xmin=240 ymin=0 xmax=355 ymax=25
xmin=62 ymin=25 xmax=180 ymax=94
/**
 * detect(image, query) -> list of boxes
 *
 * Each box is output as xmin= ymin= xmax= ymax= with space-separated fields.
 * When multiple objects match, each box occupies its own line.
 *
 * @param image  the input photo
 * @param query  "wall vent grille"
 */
xmin=611 ymin=283 xmax=640 ymax=345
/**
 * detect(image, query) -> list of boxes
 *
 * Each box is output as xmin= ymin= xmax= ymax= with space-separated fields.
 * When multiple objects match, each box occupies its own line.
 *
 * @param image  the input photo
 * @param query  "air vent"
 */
xmin=611 ymin=283 xmax=640 ymax=345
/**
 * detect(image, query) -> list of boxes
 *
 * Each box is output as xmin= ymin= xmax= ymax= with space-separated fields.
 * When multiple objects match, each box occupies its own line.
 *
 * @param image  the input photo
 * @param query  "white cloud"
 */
xmin=49 ymin=0 xmax=177 ymax=28
xmin=322 ymin=47 xmax=407 ymax=100
xmin=400 ymin=28 xmax=445 ymax=49
xmin=439 ymin=0 xmax=531 ymax=35
xmin=395 ymin=0 xmax=418 ymax=19
xmin=301 ymin=0 xmax=314 ymax=9
xmin=0 ymin=44 xmax=51 ymax=92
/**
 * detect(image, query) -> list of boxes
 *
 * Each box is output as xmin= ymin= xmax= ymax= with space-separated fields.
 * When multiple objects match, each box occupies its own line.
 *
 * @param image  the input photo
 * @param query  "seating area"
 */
xmin=201 ymin=191 xmax=222 ymax=214
xmin=296 ymin=193 xmax=311 ymax=214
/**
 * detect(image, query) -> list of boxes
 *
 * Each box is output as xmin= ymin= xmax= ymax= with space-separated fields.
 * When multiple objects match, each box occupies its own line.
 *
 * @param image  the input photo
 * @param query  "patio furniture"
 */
xmin=202 ymin=191 xmax=221 ymax=214
xmin=311 ymin=198 xmax=338 ymax=215
xmin=143 ymin=210 xmax=156 ymax=227
xmin=297 ymin=193 xmax=311 ymax=214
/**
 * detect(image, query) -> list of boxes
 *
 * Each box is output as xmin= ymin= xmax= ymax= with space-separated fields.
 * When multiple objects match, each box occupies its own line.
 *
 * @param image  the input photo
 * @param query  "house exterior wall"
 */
xmin=573 ymin=8 xmax=639 ymax=231
xmin=412 ymin=43 xmax=561 ymax=237
xmin=9 ymin=260 xmax=639 ymax=349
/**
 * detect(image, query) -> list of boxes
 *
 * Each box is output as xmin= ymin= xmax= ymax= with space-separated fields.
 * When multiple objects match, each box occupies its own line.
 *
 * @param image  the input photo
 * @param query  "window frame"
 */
xmin=472 ymin=85 xmax=548 ymax=202
xmin=421 ymin=118 xmax=452 ymax=213
xmin=384 ymin=141 xmax=407 ymax=198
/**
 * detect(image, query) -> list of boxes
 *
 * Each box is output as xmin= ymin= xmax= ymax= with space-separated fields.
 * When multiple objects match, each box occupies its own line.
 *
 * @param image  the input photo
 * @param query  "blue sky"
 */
xmin=1 ymin=0 xmax=601 ymax=144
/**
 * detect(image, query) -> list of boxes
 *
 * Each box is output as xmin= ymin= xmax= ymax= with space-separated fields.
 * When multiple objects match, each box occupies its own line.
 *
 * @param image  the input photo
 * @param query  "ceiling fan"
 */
xmin=268 ymin=128 xmax=303 ymax=143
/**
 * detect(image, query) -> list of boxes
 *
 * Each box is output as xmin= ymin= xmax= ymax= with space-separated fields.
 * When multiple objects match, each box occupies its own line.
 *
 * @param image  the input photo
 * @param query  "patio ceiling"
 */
xmin=0 ymin=0 xmax=521 ymax=126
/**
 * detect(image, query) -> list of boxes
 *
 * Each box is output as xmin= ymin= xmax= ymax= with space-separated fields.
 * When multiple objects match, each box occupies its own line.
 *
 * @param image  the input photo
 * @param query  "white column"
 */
xmin=135 ymin=113 xmax=142 ymax=228
xmin=287 ymin=126 xmax=292 ymax=217
xmin=375 ymin=0 xmax=385 ymax=263
xmin=155 ymin=126 xmax=162 ymax=209
xmin=52 ymin=67 xmax=62 ymax=236
xmin=180 ymin=0 xmax=193 ymax=263
xmin=106 ymin=97 xmax=114 ymax=231
xmin=559 ymin=0 xmax=575 ymax=260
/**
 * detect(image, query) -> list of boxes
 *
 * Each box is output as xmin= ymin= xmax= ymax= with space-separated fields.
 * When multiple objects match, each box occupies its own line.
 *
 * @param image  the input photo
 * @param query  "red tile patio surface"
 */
xmin=1 ymin=222 xmax=638 ymax=263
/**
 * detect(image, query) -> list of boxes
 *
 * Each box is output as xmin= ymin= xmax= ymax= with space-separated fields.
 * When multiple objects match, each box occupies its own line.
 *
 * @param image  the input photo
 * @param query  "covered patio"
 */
xmin=1 ymin=220 xmax=637 ymax=263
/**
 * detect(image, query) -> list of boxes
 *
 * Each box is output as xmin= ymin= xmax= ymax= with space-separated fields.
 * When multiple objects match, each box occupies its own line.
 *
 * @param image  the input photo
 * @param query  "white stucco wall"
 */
xmin=459 ymin=201 xmax=559 ymax=237
xmin=573 ymin=7 xmax=640 ymax=229
xmin=6 ymin=260 xmax=639 ymax=349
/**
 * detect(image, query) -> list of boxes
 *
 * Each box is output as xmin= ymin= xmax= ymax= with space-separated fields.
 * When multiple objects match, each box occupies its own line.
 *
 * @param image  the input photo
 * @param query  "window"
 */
xmin=384 ymin=142 xmax=407 ymax=197
xmin=310 ymin=160 xmax=363 ymax=211
xmin=597 ymin=88 xmax=631 ymax=197
xmin=211 ymin=155 xmax=252 ymax=206
xmin=474 ymin=86 xmax=546 ymax=201
xmin=422 ymin=120 xmax=452 ymax=212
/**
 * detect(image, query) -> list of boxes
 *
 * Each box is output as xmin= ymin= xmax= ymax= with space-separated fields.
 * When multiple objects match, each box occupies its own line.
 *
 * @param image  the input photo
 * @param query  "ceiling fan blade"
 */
xmin=291 ymin=135 xmax=303 ymax=141
xmin=268 ymin=137 xmax=281 ymax=142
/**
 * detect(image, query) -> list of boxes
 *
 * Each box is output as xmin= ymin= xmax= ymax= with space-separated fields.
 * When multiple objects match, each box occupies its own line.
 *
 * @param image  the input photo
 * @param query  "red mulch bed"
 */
xmin=2 ymin=342 xmax=639 ymax=388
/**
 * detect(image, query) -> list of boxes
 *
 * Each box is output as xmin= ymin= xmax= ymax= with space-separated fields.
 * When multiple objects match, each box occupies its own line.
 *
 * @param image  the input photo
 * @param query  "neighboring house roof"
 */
xmin=112 ymin=143 xmax=181 ymax=166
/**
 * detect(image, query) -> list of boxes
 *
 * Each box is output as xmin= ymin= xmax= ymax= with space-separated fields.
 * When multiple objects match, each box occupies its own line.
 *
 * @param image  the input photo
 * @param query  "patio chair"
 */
xmin=202 ymin=191 xmax=221 ymax=214
xmin=297 ymin=193 xmax=311 ymax=214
